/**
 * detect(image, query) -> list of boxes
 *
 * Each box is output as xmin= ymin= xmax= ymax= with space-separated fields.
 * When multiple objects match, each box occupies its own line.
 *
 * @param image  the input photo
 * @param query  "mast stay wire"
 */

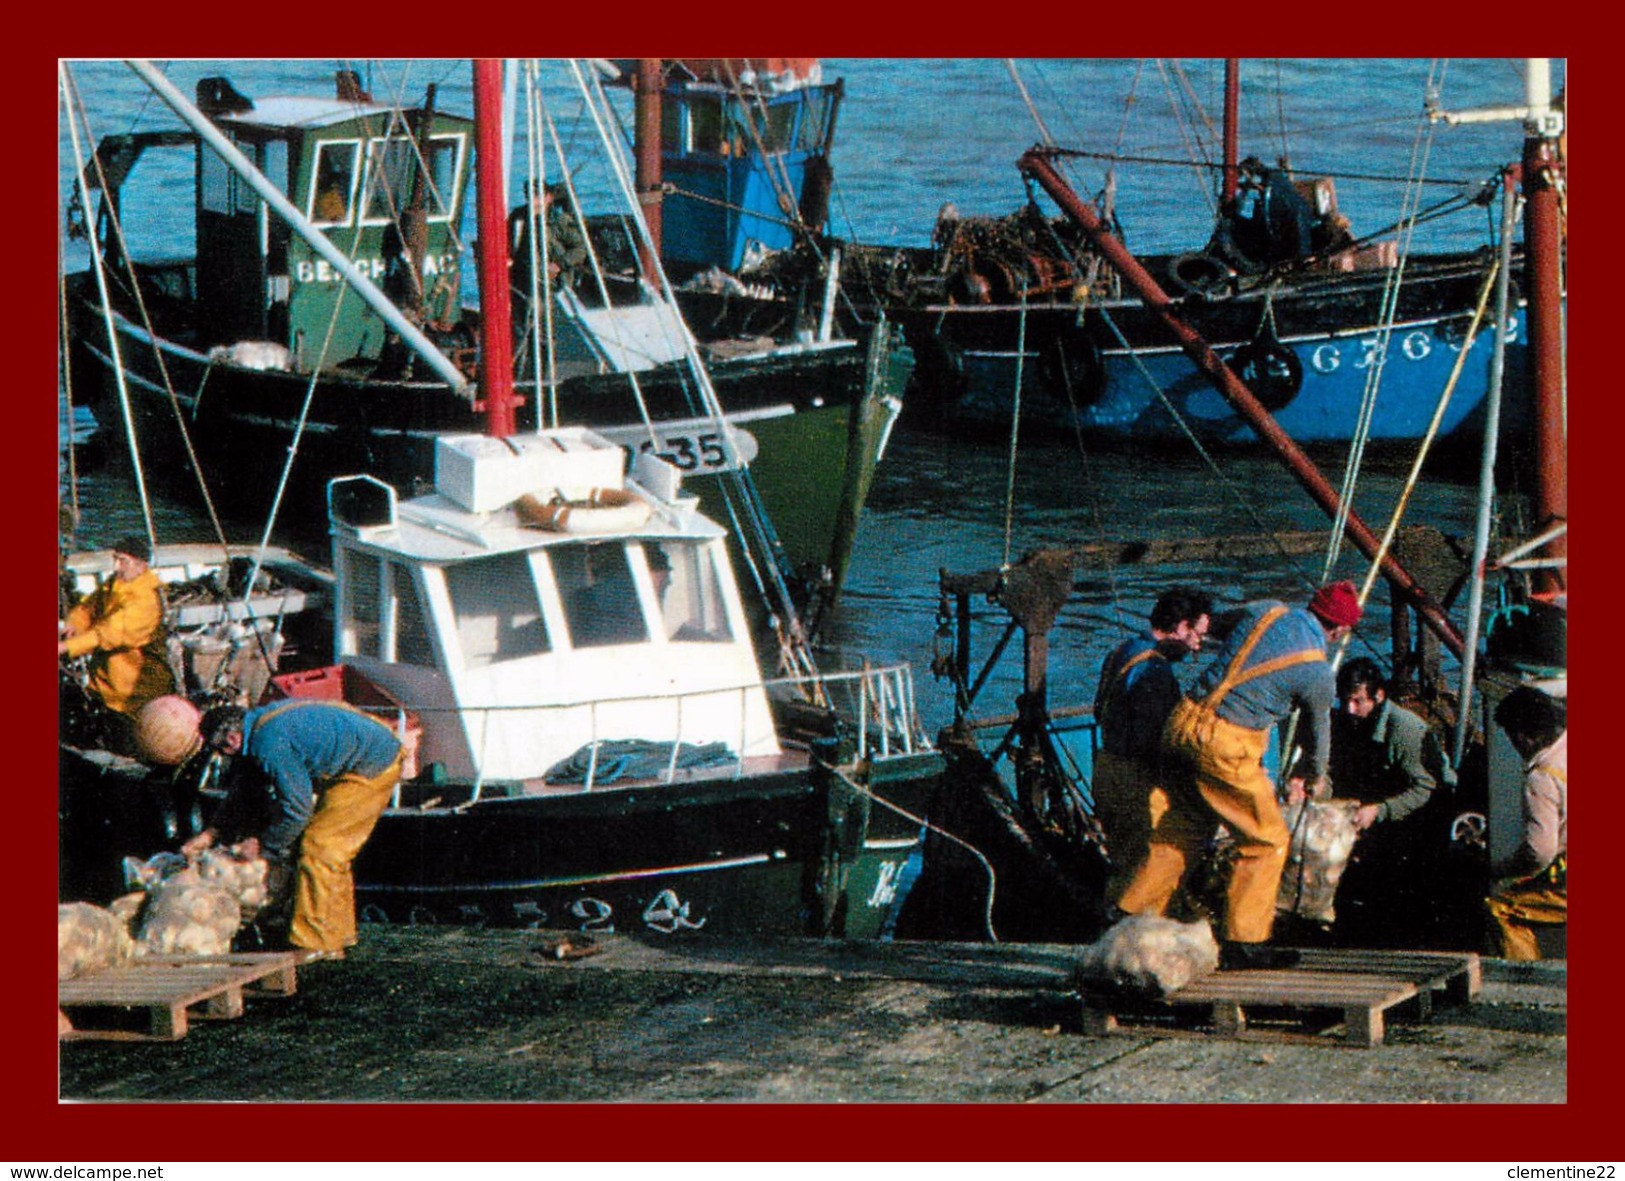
xmin=58 ymin=238 xmax=81 ymax=527
xmin=61 ymin=65 xmax=165 ymax=554
xmin=1000 ymin=292 xmax=1028 ymax=570
xmin=519 ymin=61 xmax=563 ymax=428
xmin=571 ymin=59 xmax=816 ymax=680
xmin=1324 ymin=61 xmax=1446 ymax=583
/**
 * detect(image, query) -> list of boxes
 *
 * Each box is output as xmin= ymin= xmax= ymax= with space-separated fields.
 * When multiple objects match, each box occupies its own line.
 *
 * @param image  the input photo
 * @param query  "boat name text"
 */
xmin=1309 ymin=319 xmax=1520 ymax=375
xmin=293 ymin=253 xmax=458 ymax=286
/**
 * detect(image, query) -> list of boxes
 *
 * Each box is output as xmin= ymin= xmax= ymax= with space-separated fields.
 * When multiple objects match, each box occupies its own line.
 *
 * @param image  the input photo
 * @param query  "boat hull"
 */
xmin=65 ymin=280 xmax=906 ymax=601
xmin=58 ymin=743 xmax=941 ymax=940
xmin=885 ymin=255 xmax=1533 ymax=445
xmin=350 ymin=750 xmax=938 ymax=938
xmin=682 ymin=246 xmax=1535 ymax=449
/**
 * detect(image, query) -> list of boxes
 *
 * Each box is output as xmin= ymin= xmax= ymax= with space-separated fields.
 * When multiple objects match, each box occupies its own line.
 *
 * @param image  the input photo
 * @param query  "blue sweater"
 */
xmin=240 ymin=700 xmax=402 ymax=858
xmin=1187 ymin=601 xmax=1335 ymax=779
xmin=1094 ymin=633 xmax=1182 ymax=763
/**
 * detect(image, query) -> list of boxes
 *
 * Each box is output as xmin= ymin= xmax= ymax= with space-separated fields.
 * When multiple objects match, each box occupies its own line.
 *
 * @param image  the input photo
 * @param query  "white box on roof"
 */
xmin=435 ymin=428 xmax=626 ymax=513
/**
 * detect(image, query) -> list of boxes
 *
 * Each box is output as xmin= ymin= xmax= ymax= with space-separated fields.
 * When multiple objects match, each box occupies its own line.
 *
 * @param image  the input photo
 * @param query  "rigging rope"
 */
xmin=1004 ymin=59 xmax=1058 ymax=148
xmin=60 ymin=65 xmax=158 ymax=552
xmin=1001 ymin=291 xmax=1028 ymax=569
xmin=722 ymin=61 xmax=808 ymax=241
xmin=1326 ymin=78 xmax=1442 ymax=579
xmin=1155 ymin=59 xmax=1219 ymax=222
xmin=248 ymin=91 xmax=415 ymax=599
xmin=58 ymin=235 xmax=80 ymax=527
xmin=826 ymin=763 xmax=1000 ymax=943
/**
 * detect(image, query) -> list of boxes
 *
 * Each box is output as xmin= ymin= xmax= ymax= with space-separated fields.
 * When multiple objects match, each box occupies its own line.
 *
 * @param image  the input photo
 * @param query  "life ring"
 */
xmin=516 ymin=488 xmax=652 ymax=534
xmin=1227 ymin=337 xmax=1304 ymax=412
xmin=1167 ymin=252 xmax=1233 ymax=299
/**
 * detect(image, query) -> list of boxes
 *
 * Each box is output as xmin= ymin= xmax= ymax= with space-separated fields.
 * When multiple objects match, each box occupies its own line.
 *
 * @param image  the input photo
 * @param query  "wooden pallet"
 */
xmin=58 ymin=952 xmax=304 ymax=1042
xmin=1079 ymin=948 xmax=1481 ymax=1048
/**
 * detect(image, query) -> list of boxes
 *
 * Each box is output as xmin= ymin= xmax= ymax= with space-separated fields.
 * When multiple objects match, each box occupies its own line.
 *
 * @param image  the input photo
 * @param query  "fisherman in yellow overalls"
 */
xmin=180 ymin=700 xmax=404 ymax=958
xmin=1091 ymin=586 xmax=1213 ymax=904
xmin=1483 ymin=685 xmax=1568 ymax=960
xmin=1116 ymin=581 xmax=1362 ymax=970
xmin=58 ymin=534 xmax=175 ymax=753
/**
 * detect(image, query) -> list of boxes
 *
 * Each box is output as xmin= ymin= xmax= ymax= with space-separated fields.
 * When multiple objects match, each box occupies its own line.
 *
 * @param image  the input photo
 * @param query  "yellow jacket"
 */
xmin=63 ymin=569 xmax=173 ymax=714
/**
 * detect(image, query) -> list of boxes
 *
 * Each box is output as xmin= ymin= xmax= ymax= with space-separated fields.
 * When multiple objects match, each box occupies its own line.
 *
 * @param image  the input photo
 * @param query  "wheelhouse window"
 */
xmin=680 ymin=94 xmax=747 ymax=157
xmin=338 ymin=548 xmax=382 ymax=657
xmin=359 ymin=133 xmax=460 ymax=225
xmin=759 ymin=102 xmax=796 ymax=153
xmin=552 ymin=543 xmax=650 ymax=649
xmin=264 ymin=140 xmax=290 ymax=202
xmin=444 ymin=551 xmax=551 ymax=668
xmin=796 ymin=90 xmax=833 ymax=151
xmin=201 ymin=133 xmax=262 ymax=215
xmin=660 ymin=102 xmax=683 ymax=153
xmin=392 ymin=563 xmax=435 ymax=666
xmin=309 ymin=140 xmax=360 ymax=226
xmin=646 ymin=541 xmax=732 ymax=643
xmin=426 ymin=134 xmax=462 ymax=221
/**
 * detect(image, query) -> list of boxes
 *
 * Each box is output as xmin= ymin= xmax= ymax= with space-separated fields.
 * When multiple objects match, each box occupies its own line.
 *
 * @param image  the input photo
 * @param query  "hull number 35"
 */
xmin=597 ymin=422 xmax=761 ymax=476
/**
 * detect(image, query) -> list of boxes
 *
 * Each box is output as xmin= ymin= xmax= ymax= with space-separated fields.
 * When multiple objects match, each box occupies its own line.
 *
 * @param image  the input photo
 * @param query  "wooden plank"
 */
xmin=1075 ymin=947 xmax=1479 ymax=1049
xmin=1346 ymin=1004 xmax=1383 ymax=1048
xmin=59 ymin=952 xmax=300 ymax=1043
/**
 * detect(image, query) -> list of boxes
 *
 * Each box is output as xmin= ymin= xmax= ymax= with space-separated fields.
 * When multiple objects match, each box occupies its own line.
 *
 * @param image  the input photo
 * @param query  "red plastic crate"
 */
xmin=267 ymin=665 xmax=422 ymax=779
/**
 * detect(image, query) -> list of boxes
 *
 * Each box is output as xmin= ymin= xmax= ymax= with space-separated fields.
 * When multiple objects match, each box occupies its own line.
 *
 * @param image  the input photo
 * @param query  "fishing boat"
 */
xmin=275 ymin=428 xmax=939 ymax=934
xmin=57 ymin=61 xmax=944 ymax=942
xmin=656 ymin=59 xmax=1548 ymax=453
xmin=59 ymin=59 xmax=909 ymax=617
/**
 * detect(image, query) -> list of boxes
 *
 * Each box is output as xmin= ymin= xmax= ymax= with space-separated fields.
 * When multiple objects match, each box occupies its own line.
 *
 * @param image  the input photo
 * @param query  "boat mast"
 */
xmin=1521 ymin=61 xmax=1566 ymax=593
xmin=634 ymin=59 xmax=664 ymax=283
xmin=1221 ymin=59 xmax=1240 ymax=209
xmin=473 ymin=58 xmax=518 ymax=437
xmin=124 ymin=60 xmax=471 ymax=397
xmin=1019 ymin=146 xmax=1466 ymax=659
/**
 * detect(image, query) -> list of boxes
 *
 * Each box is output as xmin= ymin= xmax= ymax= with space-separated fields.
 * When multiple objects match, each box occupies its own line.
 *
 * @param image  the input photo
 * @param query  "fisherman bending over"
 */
xmin=1116 ymin=580 xmax=1362 ymax=970
xmin=180 ymin=700 xmax=404 ymax=960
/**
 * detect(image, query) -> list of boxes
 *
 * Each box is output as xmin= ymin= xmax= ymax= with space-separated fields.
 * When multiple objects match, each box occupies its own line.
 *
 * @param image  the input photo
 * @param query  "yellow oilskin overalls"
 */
xmin=1116 ymin=606 xmax=1324 ymax=943
xmin=1092 ymin=648 xmax=1172 ymax=905
xmin=251 ymin=700 xmax=405 ymax=954
xmin=62 ymin=569 xmax=174 ymax=715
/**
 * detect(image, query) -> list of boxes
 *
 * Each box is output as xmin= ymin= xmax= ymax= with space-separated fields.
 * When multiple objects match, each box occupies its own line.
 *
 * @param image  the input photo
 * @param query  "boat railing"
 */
xmin=355 ymin=661 xmax=926 ymax=803
xmin=763 ymin=661 xmax=927 ymax=760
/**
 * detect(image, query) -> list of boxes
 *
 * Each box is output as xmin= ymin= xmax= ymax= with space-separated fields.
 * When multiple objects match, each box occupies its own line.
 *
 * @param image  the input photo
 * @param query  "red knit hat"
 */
xmin=1308 ymin=580 xmax=1362 ymax=629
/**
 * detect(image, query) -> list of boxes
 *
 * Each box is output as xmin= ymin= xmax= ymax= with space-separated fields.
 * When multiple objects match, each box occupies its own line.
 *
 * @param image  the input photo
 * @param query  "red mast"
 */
xmin=473 ymin=58 xmax=516 ymax=438
xmin=1522 ymin=87 xmax=1566 ymax=593
xmin=1221 ymin=59 xmax=1240 ymax=209
xmin=634 ymin=59 xmax=664 ymax=284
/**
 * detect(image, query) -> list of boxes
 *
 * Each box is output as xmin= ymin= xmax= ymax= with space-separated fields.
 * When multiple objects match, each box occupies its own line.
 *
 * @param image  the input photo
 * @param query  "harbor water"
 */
xmin=58 ymin=56 xmax=1550 ymax=739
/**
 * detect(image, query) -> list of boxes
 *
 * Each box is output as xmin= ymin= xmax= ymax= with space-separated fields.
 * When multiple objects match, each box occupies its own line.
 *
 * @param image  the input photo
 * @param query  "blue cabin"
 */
xmin=612 ymin=59 xmax=842 ymax=275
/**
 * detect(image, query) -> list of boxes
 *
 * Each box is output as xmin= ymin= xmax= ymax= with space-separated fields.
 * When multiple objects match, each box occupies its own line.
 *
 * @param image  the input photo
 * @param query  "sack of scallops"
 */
xmin=57 ymin=897 xmax=141 ymax=980
xmin=120 ymin=844 xmax=271 ymax=956
xmin=1072 ymin=915 xmax=1220 ymax=998
xmin=1276 ymin=799 xmax=1358 ymax=924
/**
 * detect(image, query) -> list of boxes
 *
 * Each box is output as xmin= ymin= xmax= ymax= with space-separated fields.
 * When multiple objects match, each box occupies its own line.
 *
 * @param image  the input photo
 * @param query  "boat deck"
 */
xmin=514 ymin=750 xmax=811 ymax=797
